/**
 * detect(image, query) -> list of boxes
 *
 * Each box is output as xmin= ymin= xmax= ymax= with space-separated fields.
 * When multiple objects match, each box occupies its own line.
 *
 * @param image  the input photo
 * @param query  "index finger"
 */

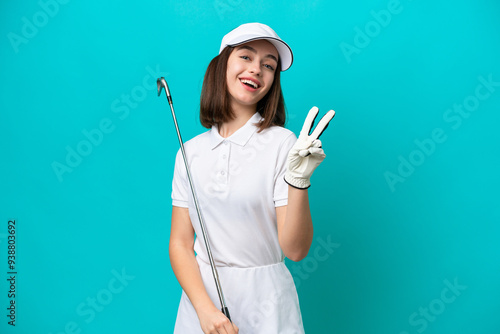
xmin=221 ymin=321 xmax=237 ymax=334
xmin=300 ymin=106 xmax=319 ymax=138
xmin=309 ymin=109 xmax=335 ymax=141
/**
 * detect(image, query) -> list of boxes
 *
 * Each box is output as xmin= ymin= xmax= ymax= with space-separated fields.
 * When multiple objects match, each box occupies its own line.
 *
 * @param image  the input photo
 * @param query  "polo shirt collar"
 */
xmin=209 ymin=112 xmax=263 ymax=149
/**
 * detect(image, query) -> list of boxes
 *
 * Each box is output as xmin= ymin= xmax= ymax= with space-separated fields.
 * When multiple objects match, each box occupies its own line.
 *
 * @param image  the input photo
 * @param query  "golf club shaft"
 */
xmin=157 ymin=77 xmax=231 ymax=321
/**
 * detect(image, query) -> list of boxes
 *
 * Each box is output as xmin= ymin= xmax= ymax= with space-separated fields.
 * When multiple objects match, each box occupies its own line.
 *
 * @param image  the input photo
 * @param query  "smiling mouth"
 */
xmin=240 ymin=79 xmax=260 ymax=89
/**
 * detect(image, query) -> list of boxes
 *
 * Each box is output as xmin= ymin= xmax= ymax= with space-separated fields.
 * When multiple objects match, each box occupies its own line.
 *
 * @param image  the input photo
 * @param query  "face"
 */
xmin=225 ymin=39 xmax=279 ymax=111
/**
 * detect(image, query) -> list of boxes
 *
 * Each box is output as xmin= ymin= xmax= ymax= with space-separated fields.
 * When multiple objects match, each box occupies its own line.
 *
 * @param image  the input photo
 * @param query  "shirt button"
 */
xmin=221 ymin=171 xmax=225 ymax=175
xmin=222 ymin=154 xmax=227 ymax=159
xmin=224 ymin=141 xmax=229 ymax=145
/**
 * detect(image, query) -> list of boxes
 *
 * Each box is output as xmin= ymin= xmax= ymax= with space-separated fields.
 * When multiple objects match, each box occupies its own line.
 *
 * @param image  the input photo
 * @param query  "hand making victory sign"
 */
xmin=285 ymin=106 xmax=336 ymax=189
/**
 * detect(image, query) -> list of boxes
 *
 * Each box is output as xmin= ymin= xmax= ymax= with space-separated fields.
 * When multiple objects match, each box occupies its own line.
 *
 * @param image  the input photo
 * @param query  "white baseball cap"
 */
xmin=219 ymin=22 xmax=293 ymax=71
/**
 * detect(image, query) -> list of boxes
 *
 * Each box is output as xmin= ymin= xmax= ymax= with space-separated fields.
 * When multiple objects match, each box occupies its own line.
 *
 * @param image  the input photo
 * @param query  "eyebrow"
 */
xmin=236 ymin=45 xmax=278 ymax=63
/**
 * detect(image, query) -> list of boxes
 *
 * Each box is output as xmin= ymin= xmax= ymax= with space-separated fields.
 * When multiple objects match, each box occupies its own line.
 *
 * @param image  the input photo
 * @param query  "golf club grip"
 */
xmin=222 ymin=306 xmax=231 ymax=321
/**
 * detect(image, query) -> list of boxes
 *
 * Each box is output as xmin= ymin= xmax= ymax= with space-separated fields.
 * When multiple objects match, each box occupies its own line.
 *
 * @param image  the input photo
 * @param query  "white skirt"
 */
xmin=174 ymin=258 xmax=305 ymax=333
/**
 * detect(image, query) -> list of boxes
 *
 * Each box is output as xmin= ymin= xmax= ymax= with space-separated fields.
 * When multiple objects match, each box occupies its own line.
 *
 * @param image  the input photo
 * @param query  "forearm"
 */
xmin=279 ymin=106 xmax=334 ymax=261
xmin=279 ymin=186 xmax=313 ymax=261
xmin=169 ymin=243 xmax=217 ymax=313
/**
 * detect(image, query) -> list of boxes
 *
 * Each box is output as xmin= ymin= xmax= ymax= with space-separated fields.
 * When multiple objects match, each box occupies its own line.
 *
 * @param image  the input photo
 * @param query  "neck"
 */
xmin=219 ymin=103 xmax=256 ymax=138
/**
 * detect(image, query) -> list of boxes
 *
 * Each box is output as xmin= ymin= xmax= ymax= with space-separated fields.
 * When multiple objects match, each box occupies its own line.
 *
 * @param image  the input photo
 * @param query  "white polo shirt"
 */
xmin=171 ymin=112 xmax=305 ymax=333
xmin=172 ymin=111 xmax=297 ymax=268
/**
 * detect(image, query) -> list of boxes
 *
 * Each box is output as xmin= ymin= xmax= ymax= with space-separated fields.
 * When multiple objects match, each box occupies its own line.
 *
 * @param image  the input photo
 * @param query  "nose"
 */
xmin=248 ymin=60 xmax=262 ymax=75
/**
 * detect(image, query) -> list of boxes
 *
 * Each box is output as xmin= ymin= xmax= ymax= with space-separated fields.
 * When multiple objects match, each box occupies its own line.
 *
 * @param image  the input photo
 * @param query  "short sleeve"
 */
xmin=171 ymin=149 xmax=189 ymax=208
xmin=273 ymin=132 xmax=297 ymax=207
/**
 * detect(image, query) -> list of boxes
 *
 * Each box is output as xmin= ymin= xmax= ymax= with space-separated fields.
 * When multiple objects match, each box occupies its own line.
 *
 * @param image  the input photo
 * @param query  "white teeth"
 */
xmin=240 ymin=79 xmax=258 ymax=88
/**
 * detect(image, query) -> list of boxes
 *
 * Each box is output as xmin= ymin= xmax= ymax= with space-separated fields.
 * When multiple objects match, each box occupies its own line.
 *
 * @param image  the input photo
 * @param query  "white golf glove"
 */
xmin=284 ymin=106 xmax=335 ymax=189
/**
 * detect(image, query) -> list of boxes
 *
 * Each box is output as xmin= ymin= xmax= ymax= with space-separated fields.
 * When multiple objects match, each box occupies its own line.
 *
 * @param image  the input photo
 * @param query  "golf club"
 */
xmin=157 ymin=77 xmax=231 ymax=321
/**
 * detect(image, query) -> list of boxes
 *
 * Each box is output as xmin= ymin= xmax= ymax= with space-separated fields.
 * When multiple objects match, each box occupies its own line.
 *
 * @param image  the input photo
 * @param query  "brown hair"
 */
xmin=200 ymin=46 xmax=286 ymax=132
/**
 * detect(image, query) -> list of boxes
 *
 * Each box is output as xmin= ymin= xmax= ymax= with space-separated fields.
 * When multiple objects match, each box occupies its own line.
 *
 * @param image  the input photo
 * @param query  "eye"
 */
xmin=264 ymin=64 xmax=275 ymax=71
xmin=240 ymin=55 xmax=250 ymax=60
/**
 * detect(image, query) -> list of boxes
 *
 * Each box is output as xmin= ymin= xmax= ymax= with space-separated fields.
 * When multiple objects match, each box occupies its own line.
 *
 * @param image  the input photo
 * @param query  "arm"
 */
xmin=276 ymin=187 xmax=313 ymax=262
xmin=169 ymin=206 xmax=238 ymax=334
xmin=277 ymin=107 xmax=336 ymax=262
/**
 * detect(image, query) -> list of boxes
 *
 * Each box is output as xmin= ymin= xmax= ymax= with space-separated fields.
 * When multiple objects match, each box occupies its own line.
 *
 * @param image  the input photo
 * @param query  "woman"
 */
xmin=170 ymin=22 xmax=334 ymax=333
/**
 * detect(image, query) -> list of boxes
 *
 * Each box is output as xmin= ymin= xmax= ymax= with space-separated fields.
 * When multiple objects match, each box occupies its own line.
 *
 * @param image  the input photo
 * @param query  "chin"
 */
xmin=234 ymin=96 xmax=259 ymax=106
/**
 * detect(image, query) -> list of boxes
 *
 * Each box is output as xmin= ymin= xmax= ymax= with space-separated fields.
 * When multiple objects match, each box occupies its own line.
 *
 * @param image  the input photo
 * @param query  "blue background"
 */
xmin=1 ymin=0 xmax=499 ymax=333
